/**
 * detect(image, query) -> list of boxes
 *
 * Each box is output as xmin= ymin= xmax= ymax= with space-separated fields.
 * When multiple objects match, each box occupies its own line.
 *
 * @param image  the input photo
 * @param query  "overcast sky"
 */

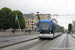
xmin=0 ymin=0 xmax=75 ymax=29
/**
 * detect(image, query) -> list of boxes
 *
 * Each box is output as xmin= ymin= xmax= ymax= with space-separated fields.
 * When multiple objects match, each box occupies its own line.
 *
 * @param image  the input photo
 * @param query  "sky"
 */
xmin=0 ymin=0 xmax=75 ymax=29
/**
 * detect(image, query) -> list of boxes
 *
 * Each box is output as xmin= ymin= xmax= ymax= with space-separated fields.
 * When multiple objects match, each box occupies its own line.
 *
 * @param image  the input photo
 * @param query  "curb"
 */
xmin=0 ymin=37 xmax=38 ymax=49
xmin=71 ymin=34 xmax=75 ymax=38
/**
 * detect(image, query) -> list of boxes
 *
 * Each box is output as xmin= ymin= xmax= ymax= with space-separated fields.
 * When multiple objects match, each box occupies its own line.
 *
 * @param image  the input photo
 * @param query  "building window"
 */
xmin=26 ymin=22 xmax=27 ymax=23
xmin=26 ymin=25 xmax=27 ymax=26
xmin=25 ymin=16 xmax=27 ymax=18
xmin=24 ymin=16 xmax=25 ymax=18
xmin=26 ymin=19 xmax=27 ymax=21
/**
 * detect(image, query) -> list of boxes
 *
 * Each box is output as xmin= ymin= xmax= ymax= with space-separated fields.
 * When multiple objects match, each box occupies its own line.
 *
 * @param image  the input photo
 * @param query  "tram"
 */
xmin=36 ymin=19 xmax=62 ymax=39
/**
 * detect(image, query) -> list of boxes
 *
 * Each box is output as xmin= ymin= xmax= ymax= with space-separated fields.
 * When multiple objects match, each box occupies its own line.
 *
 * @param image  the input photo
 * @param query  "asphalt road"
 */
xmin=0 ymin=33 xmax=68 ymax=50
xmin=66 ymin=34 xmax=75 ymax=50
xmin=1 ymin=33 xmax=75 ymax=50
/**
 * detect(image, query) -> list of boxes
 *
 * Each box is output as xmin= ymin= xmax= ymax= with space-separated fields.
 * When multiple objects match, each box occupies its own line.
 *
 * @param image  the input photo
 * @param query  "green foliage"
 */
xmin=10 ymin=10 xmax=18 ymax=29
xmin=11 ymin=10 xmax=26 ymax=29
xmin=38 ymin=22 xmax=39 ymax=28
xmin=53 ymin=25 xmax=56 ymax=30
xmin=0 ymin=7 xmax=12 ymax=30
xmin=61 ymin=27 xmax=64 ymax=32
xmin=0 ymin=10 xmax=2 ymax=29
xmin=68 ymin=23 xmax=72 ymax=32
xmin=0 ymin=7 xmax=26 ymax=31
xmin=36 ymin=14 xmax=40 ymax=20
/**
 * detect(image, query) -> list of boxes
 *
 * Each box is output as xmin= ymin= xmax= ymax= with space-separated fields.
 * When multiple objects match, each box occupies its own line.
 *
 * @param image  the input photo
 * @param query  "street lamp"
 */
xmin=36 ymin=12 xmax=39 ymax=14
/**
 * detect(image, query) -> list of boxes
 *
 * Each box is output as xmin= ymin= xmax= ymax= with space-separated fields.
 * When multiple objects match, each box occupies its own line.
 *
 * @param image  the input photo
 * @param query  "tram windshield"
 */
xmin=40 ymin=22 xmax=50 ymax=30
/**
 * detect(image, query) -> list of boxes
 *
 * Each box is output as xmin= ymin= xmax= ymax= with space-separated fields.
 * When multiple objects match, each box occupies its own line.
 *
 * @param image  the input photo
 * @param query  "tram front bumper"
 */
xmin=39 ymin=34 xmax=54 ymax=38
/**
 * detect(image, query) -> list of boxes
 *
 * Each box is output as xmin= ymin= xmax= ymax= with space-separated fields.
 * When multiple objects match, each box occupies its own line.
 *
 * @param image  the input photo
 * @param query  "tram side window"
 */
xmin=50 ymin=24 xmax=54 ymax=33
xmin=53 ymin=25 xmax=56 ymax=32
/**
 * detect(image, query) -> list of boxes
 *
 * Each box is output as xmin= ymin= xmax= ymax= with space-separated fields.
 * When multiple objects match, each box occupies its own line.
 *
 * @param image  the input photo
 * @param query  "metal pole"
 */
xmin=16 ymin=14 xmax=21 ymax=32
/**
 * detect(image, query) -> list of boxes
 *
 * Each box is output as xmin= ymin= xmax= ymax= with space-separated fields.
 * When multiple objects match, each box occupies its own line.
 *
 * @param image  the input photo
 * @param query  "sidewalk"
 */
xmin=0 ymin=31 xmax=39 ymax=37
xmin=0 ymin=32 xmax=39 ymax=48
xmin=71 ymin=34 xmax=75 ymax=38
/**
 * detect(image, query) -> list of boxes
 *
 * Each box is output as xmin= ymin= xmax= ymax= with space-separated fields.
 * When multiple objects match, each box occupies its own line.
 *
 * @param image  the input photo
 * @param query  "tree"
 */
xmin=0 ymin=9 xmax=2 ymax=29
xmin=0 ymin=7 xmax=26 ymax=31
xmin=38 ymin=22 xmax=39 ymax=28
xmin=61 ymin=27 xmax=64 ymax=33
xmin=53 ymin=25 xmax=56 ymax=30
xmin=0 ymin=7 xmax=12 ymax=31
xmin=36 ymin=12 xmax=40 ymax=20
xmin=10 ymin=10 xmax=18 ymax=29
xmin=10 ymin=10 xmax=26 ymax=29
xmin=68 ymin=23 xmax=72 ymax=33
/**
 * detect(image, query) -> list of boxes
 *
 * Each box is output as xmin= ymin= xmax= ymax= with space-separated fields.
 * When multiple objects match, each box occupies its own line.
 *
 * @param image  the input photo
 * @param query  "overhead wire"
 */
xmin=44 ymin=0 xmax=55 ymax=13
xmin=58 ymin=2 xmax=66 ymax=14
xmin=58 ymin=14 xmax=75 ymax=16
xmin=44 ymin=0 xmax=75 ymax=16
xmin=66 ymin=0 xmax=67 ymax=15
xmin=58 ymin=0 xmax=75 ymax=16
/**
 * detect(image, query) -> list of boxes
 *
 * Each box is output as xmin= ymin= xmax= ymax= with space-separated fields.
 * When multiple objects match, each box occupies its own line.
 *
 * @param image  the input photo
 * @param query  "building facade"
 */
xmin=23 ymin=13 xmax=59 ymax=30
xmin=72 ymin=20 xmax=75 ymax=32
xmin=39 ymin=14 xmax=52 ymax=20
xmin=23 ymin=14 xmax=38 ymax=30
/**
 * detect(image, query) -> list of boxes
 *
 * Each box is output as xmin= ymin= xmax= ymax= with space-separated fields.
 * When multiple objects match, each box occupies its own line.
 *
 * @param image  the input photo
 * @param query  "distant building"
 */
xmin=23 ymin=13 xmax=58 ymax=30
xmin=39 ymin=14 xmax=52 ymax=20
xmin=72 ymin=20 xmax=75 ymax=32
xmin=39 ymin=14 xmax=58 ymax=23
xmin=23 ymin=13 xmax=38 ymax=30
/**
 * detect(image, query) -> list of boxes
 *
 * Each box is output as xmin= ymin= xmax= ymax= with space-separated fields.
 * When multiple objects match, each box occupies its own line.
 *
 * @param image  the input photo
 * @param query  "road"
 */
xmin=1 ymin=33 xmax=75 ymax=50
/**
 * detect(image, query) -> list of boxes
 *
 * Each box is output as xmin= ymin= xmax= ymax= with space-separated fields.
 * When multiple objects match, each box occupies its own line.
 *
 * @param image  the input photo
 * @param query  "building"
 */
xmin=23 ymin=13 xmax=38 ymax=30
xmin=23 ymin=13 xmax=58 ymax=30
xmin=39 ymin=14 xmax=52 ymax=20
xmin=72 ymin=20 xmax=75 ymax=32
xmin=52 ymin=18 xmax=58 ymax=23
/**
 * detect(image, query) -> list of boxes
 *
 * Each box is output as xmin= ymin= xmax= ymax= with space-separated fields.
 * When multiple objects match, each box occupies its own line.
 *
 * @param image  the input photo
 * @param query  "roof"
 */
xmin=23 ymin=14 xmax=34 ymax=18
xmin=23 ymin=14 xmax=38 ymax=20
